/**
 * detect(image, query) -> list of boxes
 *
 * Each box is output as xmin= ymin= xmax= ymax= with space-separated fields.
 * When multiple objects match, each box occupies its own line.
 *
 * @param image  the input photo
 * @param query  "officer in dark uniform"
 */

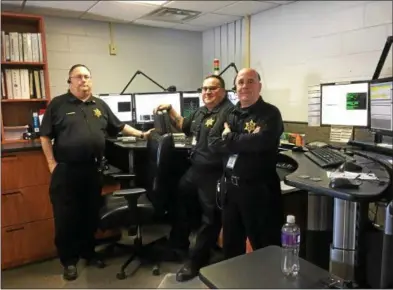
xmin=155 ymin=75 xmax=233 ymax=282
xmin=209 ymin=68 xmax=284 ymax=259
xmin=40 ymin=64 xmax=153 ymax=281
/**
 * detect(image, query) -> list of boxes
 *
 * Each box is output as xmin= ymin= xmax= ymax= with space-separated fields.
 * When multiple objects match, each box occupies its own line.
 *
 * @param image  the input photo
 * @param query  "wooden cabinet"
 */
xmin=1 ymin=149 xmax=121 ymax=270
xmin=1 ymin=150 xmax=55 ymax=270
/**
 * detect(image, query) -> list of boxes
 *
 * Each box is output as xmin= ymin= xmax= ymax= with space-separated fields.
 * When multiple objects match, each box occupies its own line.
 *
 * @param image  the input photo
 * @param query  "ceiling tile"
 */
xmin=164 ymin=1 xmax=236 ymax=13
xmin=215 ymin=1 xmax=279 ymax=16
xmin=132 ymin=1 xmax=168 ymax=5
xmin=81 ymin=13 xmax=130 ymax=23
xmin=133 ymin=19 xmax=177 ymax=28
xmin=186 ymin=13 xmax=241 ymax=27
xmin=171 ymin=23 xmax=207 ymax=31
xmin=264 ymin=1 xmax=295 ymax=4
xmin=24 ymin=1 xmax=98 ymax=11
xmin=22 ymin=6 xmax=85 ymax=18
xmin=86 ymin=1 xmax=159 ymax=22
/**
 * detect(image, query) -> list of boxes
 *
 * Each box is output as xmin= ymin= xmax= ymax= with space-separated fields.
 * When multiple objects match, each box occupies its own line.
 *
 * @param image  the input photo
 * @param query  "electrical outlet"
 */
xmin=109 ymin=44 xmax=117 ymax=55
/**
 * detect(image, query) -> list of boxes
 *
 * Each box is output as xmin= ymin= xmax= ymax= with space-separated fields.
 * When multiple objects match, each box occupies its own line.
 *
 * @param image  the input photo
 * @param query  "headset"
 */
xmin=67 ymin=64 xmax=91 ymax=84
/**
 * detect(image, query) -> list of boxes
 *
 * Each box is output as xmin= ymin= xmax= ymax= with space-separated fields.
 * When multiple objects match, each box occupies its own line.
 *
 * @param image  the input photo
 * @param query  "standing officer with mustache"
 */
xmin=40 ymin=64 xmax=152 ymax=281
xmin=209 ymin=68 xmax=284 ymax=260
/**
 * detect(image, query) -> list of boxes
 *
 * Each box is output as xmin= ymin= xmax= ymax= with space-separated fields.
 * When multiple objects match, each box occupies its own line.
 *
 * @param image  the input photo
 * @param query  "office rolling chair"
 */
xmin=98 ymin=132 xmax=175 ymax=280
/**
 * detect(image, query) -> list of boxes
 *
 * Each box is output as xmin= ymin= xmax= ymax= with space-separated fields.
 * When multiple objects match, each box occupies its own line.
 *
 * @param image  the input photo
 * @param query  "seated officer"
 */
xmin=40 ymin=64 xmax=153 ymax=281
xmin=155 ymin=75 xmax=233 ymax=282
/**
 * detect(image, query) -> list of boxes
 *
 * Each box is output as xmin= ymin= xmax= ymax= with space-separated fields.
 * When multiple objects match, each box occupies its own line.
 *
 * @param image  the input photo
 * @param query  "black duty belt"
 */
xmin=224 ymin=172 xmax=263 ymax=187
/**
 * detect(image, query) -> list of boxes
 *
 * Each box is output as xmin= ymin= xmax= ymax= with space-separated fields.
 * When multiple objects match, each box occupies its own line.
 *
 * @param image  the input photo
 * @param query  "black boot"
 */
xmin=176 ymin=261 xmax=199 ymax=282
xmin=63 ymin=265 xmax=78 ymax=281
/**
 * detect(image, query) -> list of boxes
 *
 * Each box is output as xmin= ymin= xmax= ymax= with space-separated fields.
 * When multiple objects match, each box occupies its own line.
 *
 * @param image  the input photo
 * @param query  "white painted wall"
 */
xmin=44 ymin=16 xmax=203 ymax=98
xmin=202 ymin=19 xmax=246 ymax=90
xmin=251 ymin=1 xmax=392 ymax=122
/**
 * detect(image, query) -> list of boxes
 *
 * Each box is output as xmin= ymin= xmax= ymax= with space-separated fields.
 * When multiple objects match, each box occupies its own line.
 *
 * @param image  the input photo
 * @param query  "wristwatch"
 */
xmin=140 ymin=132 xmax=144 ymax=139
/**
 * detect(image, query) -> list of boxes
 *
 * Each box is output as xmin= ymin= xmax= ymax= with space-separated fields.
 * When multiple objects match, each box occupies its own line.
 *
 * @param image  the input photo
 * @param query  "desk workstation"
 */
xmin=1 ymin=2 xmax=393 ymax=289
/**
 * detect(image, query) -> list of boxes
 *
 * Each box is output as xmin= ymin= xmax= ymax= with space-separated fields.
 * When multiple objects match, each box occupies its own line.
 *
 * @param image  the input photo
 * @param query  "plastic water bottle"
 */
xmin=281 ymin=215 xmax=301 ymax=277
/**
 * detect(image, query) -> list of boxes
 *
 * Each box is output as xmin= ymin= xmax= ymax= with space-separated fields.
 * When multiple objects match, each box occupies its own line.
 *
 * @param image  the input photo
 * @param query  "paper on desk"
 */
xmin=307 ymin=85 xmax=321 ymax=127
xmin=280 ymin=181 xmax=296 ymax=191
xmin=327 ymin=171 xmax=379 ymax=180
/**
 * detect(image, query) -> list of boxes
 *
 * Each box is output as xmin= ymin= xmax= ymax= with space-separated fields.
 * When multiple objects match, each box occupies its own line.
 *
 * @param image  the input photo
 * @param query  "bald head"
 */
xmin=235 ymin=68 xmax=262 ymax=108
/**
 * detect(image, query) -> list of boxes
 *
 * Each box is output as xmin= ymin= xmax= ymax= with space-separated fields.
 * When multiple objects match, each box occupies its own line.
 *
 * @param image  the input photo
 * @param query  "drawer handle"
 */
xmin=6 ymin=227 xmax=25 ymax=233
xmin=3 ymin=190 xmax=21 ymax=196
xmin=1 ymin=155 xmax=18 ymax=161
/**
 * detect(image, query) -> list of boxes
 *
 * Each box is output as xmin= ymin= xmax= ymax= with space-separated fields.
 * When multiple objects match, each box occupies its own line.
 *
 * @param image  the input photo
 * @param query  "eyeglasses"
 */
xmin=202 ymin=86 xmax=220 ymax=92
xmin=70 ymin=75 xmax=91 ymax=81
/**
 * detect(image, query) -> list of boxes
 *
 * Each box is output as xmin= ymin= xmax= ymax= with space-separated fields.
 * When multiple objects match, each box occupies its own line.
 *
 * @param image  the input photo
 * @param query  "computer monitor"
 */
xmin=99 ymin=94 xmax=132 ymax=122
xmin=369 ymin=77 xmax=393 ymax=136
xmin=321 ymin=81 xmax=369 ymax=127
xmin=182 ymin=91 xmax=202 ymax=118
xmin=134 ymin=92 xmax=181 ymax=123
xmin=227 ymin=90 xmax=238 ymax=105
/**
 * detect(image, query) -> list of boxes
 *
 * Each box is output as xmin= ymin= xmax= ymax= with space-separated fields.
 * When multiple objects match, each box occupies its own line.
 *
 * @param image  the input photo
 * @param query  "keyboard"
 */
xmin=305 ymin=147 xmax=353 ymax=168
xmin=117 ymin=136 xmax=137 ymax=143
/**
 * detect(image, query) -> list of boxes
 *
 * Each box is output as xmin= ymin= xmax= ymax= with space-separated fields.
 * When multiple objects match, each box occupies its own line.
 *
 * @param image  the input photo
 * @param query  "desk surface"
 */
xmin=282 ymin=150 xmax=391 ymax=202
xmin=199 ymin=245 xmax=331 ymax=289
xmin=1 ymin=140 xmax=43 ymax=153
xmin=112 ymin=140 xmax=192 ymax=150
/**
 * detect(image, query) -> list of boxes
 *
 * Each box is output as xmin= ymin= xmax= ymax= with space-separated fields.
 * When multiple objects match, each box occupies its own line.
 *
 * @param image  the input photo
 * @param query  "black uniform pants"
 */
xmin=49 ymin=163 xmax=102 ymax=266
xmin=169 ymin=166 xmax=222 ymax=268
xmin=222 ymin=178 xmax=284 ymax=259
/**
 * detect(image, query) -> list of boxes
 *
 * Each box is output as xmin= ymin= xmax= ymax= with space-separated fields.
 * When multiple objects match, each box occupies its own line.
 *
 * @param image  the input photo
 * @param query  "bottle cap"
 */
xmin=287 ymin=215 xmax=295 ymax=223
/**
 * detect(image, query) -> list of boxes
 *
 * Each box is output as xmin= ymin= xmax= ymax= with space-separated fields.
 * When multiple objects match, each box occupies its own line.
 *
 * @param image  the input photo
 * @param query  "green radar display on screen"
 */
xmin=346 ymin=92 xmax=367 ymax=110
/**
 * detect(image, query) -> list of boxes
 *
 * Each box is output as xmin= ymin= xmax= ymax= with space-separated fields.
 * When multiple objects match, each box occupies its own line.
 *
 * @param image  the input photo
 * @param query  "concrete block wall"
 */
xmin=44 ymin=16 xmax=203 ymax=98
xmin=250 ymin=1 xmax=392 ymax=123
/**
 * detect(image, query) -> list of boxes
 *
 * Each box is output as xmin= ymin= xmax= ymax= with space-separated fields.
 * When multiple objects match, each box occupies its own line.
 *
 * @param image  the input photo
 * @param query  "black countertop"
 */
xmin=282 ymin=150 xmax=391 ymax=202
xmin=199 ymin=245 xmax=333 ymax=289
xmin=1 ymin=141 xmax=43 ymax=153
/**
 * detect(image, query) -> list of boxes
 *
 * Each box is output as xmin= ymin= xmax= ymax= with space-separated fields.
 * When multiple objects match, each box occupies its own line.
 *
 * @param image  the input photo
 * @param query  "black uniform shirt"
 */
xmin=40 ymin=92 xmax=125 ymax=164
xmin=209 ymin=97 xmax=284 ymax=179
xmin=182 ymin=97 xmax=233 ymax=170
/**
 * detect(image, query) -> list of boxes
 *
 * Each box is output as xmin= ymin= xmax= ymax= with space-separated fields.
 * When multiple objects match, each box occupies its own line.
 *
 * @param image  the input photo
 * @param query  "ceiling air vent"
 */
xmin=141 ymin=7 xmax=201 ymax=23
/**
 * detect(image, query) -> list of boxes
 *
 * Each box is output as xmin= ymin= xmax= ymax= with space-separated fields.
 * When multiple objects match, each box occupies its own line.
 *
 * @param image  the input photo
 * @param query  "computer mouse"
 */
xmin=329 ymin=178 xmax=362 ymax=189
xmin=339 ymin=161 xmax=362 ymax=173
xmin=344 ymin=149 xmax=354 ymax=156
xmin=292 ymin=146 xmax=305 ymax=152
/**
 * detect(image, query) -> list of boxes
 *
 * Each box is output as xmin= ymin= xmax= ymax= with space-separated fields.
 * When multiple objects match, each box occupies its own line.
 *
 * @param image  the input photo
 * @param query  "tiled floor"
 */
xmin=1 ymin=255 xmax=183 ymax=289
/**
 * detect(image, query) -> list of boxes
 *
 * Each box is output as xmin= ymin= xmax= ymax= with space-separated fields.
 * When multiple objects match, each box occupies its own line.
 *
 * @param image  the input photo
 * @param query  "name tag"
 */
xmin=226 ymin=154 xmax=238 ymax=170
xmin=191 ymin=136 xmax=197 ymax=146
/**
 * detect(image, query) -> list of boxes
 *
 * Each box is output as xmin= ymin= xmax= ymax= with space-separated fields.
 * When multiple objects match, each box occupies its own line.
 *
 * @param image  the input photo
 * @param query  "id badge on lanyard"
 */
xmin=226 ymin=154 xmax=238 ymax=170
xmin=191 ymin=136 xmax=197 ymax=146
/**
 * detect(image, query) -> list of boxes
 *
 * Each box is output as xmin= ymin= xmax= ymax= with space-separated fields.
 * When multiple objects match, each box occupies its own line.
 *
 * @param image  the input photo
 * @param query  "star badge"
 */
xmin=244 ymin=120 xmax=256 ymax=133
xmin=93 ymin=108 xmax=102 ymax=118
xmin=205 ymin=118 xmax=215 ymax=127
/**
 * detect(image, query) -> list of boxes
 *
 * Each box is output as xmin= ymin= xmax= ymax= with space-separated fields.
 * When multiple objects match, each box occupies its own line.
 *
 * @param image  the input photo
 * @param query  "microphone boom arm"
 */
xmin=121 ymin=70 xmax=166 ymax=94
xmin=219 ymin=62 xmax=239 ymax=77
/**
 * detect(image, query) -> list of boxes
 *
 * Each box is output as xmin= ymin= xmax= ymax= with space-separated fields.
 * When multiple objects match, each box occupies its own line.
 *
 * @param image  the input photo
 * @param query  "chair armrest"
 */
xmin=111 ymin=173 xmax=136 ymax=180
xmin=113 ymin=188 xmax=146 ymax=197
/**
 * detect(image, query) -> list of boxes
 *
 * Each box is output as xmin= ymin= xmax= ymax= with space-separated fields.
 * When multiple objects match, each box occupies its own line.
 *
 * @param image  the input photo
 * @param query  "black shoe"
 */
xmin=85 ymin=257 xmax=106 ymax=268
xmin=63 ymin=265 xmax=78 ymax=281
xmin=176 ymin=262 xmax=199 ymax=282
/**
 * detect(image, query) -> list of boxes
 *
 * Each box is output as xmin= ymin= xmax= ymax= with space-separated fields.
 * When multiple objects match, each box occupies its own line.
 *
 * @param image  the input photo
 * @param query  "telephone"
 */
xmin=306 ymin=141 xmax=329 ymax=149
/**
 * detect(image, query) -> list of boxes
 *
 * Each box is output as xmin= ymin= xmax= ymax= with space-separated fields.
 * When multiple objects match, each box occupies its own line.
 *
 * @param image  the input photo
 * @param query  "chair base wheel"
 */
xmin=152 ymin=266 xmax=160 ymax=276
xmin=116 ymin=272 xmax=126 ymax=280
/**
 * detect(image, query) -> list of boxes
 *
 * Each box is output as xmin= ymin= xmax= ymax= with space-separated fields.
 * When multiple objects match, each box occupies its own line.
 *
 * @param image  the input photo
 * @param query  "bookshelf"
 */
xmin=1 ymin=12 xmax=51 ymax=144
